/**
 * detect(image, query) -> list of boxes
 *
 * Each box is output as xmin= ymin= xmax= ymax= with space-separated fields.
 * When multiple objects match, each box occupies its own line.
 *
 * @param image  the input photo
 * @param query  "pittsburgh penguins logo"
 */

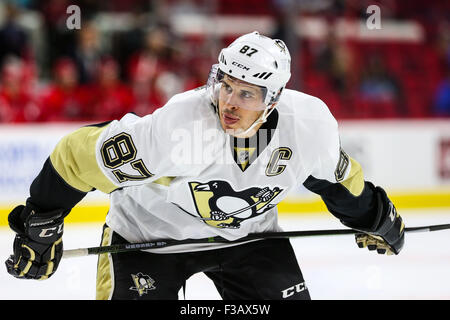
xmin=275 ymin=39 xmax=287 ymax=54
xmin=189 ymin=180 xmax=283 ymax=229
xmin=129 ymin=272 xmax=156 ymax=297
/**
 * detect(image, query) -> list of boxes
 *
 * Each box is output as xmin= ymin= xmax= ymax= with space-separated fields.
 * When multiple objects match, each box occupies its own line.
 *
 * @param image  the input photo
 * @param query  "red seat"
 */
xmin=353 ymin=94 xmax=398 ymax=118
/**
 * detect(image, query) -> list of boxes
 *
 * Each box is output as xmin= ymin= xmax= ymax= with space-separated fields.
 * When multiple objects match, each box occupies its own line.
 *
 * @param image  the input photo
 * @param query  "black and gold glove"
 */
xmin=5 ymin=205 xmax=66 ymax=280
xmin=346 ymin=187 xmax=405 ymax=255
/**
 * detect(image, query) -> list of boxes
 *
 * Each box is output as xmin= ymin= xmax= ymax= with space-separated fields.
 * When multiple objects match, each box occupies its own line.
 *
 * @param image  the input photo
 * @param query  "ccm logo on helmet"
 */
xmin=232 ymin=61 xmax=250 ymax=71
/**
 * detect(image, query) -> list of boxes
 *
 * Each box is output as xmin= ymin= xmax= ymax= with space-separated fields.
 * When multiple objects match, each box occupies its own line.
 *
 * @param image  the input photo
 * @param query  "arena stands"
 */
xmin=0 ymin=0 xmax=448 ymax=122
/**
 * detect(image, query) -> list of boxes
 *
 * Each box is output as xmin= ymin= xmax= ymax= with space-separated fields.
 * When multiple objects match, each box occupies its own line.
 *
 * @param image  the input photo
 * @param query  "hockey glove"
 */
xmin=5 ymin=205 xmax=66 ymax=280
xmin=347 ymin=186 xmax=405 ymax=255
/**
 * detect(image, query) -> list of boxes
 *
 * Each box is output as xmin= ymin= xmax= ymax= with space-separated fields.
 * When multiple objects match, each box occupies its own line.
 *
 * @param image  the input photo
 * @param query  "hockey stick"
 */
xmin=62 ymin=223 xmax=450 ymax=259
xmin=198 ymin=200 xmax=262 ymax=221
xmin=199 ymin=187 xmax=279 ymax=221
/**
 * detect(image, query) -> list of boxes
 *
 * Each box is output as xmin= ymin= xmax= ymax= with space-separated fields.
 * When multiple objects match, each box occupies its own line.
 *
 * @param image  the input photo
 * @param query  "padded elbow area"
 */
xmin=340 ymin=158 xmax=364 ymax=197
xmin=50 ymin=125 xmax=118 ymax=194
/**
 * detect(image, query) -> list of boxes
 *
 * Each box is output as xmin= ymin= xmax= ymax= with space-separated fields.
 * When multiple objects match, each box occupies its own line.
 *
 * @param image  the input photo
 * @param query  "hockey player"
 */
xmin=5 ymin=32 xmax=404 ymax=300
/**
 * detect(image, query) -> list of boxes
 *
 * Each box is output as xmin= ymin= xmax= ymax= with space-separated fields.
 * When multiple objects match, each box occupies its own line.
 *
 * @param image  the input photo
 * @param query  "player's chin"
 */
xmin=222 ymin=123 xmax=239 ymax=134
xmin=220 ymin=117 xmax=240 ymax=133
xmin=224 ymin=124 xmax=248 ymax=137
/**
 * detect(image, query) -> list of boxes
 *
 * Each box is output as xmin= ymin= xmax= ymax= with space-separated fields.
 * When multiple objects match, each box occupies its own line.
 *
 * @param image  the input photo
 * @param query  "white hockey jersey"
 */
xmin=46 ymin=87 xmax=362 ymax=253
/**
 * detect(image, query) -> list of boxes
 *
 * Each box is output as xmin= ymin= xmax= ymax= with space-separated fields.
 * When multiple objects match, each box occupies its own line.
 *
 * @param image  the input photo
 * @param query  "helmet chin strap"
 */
xmin=230 ymin=104 xmax=276 ymax=138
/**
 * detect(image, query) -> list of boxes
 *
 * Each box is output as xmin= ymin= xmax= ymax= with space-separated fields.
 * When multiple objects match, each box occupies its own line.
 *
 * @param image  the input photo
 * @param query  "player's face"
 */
xmin=218 ymin=75 xmax=265 ymax=136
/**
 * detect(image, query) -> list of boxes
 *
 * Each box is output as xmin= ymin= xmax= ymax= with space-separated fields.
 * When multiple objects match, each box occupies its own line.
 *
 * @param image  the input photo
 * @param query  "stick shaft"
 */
xmin=62 ymin=223 xmax=450 ymax=258
xmin=62 ymin=248 xmax=88 ymax=258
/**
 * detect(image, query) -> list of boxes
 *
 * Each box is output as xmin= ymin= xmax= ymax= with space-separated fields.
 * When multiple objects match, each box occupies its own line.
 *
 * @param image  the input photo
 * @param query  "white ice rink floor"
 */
xmin=1 ymin=208 xmax=449 ymax=300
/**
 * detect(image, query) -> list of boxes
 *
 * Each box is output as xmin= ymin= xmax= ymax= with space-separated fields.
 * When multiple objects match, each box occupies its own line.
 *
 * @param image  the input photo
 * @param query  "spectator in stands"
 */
xmin=433 ymin=67 xmax=450 ymax=117
xmin=72 ymin=20 xmax=104 ymax=84
xmin=86 ymin=57 xmax=134 ymax=121
xmin=0 ymin=3 xmax=31 ymax=69
xmin=128 ymin=55 xmax=166 ymax=116
xmin=0 ymin=56 xmax=38 ymax=122
xmin=183 ymin=56 xmax=213 ymax=91
xmin=313 ymin=32 xmax=354 ymax=94
xmin=38 ymin=0 xmax=74 ymax=78
xmin=174 ymin=34 xmax=217 ymax=92
xmin=127 ymin=25 xmax=177 ymax=80
xmin=357 ymin=53 xmax=404 ymax=117
xmin=127 ymin=25 xmax=182 ymax=115
xmin=435 ymin=20 xmax=450 ymax=67
xmin=37 ymin=57 xmax=89 ymax=121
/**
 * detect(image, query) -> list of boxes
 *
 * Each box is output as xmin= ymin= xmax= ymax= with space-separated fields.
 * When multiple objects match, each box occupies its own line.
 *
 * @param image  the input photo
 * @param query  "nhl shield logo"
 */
xmin=237 ymin=150 xmax=250 ymax=163
xmin=188 ymin=180 xmax=282 ymax=229
xmin=233 ymin=147 xmax=257 ymax=171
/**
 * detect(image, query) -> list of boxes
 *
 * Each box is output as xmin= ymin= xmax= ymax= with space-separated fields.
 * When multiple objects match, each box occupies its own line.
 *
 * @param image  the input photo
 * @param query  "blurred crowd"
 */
xmin=0 ymin=0 xmax=215 ymax=123
xmin=0 ymin=0 xmax=449 ymax=123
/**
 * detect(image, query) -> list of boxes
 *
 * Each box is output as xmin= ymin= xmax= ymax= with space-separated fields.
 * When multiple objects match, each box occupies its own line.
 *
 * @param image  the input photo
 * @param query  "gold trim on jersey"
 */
xmin=96 ymin=227 xmax=114 ymax=300
xmin=50 ymin=126 xmax=117 ymax=193
xmin=340 ymin=158 xmax=364 ymax=196
xmin=152 ymin=176 xmax=176 ymax=187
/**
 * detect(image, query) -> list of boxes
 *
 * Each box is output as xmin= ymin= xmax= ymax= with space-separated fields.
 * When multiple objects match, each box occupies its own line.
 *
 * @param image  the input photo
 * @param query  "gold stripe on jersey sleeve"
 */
xmin=152 ymin=176 xmax=176 ymax=187
xmin=340 ymin=157 xmax=364 ymax=196
xmin=50 ymin=126 xmax=117 ymax=193
xmin=96 ymin=227 xmax=114 ymax=300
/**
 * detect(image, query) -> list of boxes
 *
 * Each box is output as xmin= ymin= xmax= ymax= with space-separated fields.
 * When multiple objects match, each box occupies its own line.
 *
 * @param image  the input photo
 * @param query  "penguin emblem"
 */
xmin=188 ymin=180 xmax=282 ymax=229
